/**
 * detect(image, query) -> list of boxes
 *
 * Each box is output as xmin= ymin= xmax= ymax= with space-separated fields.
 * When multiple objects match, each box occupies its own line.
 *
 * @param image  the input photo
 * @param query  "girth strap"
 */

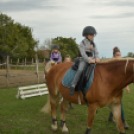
xmin=82 ymin=91 xmax=88 ymax=106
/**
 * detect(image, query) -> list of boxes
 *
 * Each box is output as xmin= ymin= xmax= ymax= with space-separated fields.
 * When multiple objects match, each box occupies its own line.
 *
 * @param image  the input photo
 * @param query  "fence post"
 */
xmin=32 ymin=58 xmax=33 ymax=64
xmin=24 ymin=57 xmax=26 ymax=70
xmin=32 ymin=58 xmax=33 ymax=70
xmin=6 ymin=56 xmax=9 ymax=87
xmin=36 ymin=53 xmax=39 ymax=84
xmin=11 ymin=58 xmax=12 ymax=64
xmin=16 ymin=58 xmax=19 ymax=69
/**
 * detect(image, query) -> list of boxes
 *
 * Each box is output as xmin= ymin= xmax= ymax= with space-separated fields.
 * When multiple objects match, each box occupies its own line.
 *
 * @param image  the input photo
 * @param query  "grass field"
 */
xmin=0 ymin=84 xmax=134 ymax=134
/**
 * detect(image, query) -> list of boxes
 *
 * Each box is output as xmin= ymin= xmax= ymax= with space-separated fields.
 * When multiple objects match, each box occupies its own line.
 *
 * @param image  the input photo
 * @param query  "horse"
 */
xmin=41 ymin=60 xmax=57 ymax=114
xmin=44 ymin=58 xmax=134 ymax=134
xmin=41 ymin=60 xmax=74 ymax=114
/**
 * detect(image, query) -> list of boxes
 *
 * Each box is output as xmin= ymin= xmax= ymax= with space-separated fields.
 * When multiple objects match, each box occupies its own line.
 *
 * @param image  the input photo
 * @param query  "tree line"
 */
xmin=0 ymin=13 xmax=39 ymax=59
xmin=127 ymin=52 xmax=134 ymax=58
xmin=38 ymin=37 xmax=79 ymax=61
xmin=1 ymin=13 xmax=133 ymax=62
xmin=0 ymin=13 xmax=79 ymax=61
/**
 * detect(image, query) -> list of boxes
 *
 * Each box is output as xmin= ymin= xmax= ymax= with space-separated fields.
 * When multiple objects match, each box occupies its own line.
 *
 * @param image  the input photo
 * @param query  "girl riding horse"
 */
xmin=69 ymin=26 xmax=100 ymax=96
xmin=50 ymin=44 xmax=62 ymax=63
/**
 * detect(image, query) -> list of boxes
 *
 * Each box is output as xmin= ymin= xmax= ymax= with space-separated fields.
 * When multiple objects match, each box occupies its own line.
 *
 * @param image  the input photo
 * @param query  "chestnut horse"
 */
xmin=45 ymin=58 xmax=134 ymax=134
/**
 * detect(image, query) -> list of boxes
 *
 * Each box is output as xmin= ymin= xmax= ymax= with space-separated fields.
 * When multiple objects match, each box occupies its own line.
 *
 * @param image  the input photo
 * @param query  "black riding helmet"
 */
xmin=82 ymin=26 xmax=97 ymax=36
xmin=53 ymin=44 xmax=59 ymax=50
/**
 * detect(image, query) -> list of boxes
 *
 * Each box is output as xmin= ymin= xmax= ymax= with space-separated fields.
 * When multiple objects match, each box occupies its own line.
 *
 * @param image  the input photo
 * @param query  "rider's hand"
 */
xmin=89 ymin=59 xmax=95 ymax=64
xmin=126 ymin=86 xmax=130 ymax=94
xmin=95 ymin=59 xmax=100 ymax=63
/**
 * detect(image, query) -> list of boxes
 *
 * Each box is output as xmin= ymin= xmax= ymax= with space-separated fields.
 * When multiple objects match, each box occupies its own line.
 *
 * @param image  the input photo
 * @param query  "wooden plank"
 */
xmin=18 ymin=84 xmax=46 ymax=90
xmin=21 ymin=91 xmax=49 ymax=99
xmin=20 ymin=88 xmax=48 ymax=95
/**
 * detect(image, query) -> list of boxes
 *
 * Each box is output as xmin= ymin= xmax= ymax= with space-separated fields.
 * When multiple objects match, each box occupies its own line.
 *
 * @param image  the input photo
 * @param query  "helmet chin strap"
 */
xmin=86 ymin=37 xmax=92 ymax=42
xmin=86 ymin=37 xmax=95 ymax=47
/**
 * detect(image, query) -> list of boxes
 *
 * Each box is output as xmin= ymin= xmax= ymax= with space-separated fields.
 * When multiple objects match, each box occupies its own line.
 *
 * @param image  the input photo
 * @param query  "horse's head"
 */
xmin=44 ymin=60 xmax=57 ymax=75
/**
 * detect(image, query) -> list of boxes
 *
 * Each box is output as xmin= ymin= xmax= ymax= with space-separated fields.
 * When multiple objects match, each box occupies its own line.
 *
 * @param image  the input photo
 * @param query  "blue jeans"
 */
xmin=110 ymin=101 xmax=125 ymax=121
xmin=71 ymin=58 xmax=88 ymax=86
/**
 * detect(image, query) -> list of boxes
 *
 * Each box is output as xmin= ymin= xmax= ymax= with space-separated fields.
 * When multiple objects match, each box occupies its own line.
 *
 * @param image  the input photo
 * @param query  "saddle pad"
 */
xmin=62 ymin=68 xmax=95 ymax=92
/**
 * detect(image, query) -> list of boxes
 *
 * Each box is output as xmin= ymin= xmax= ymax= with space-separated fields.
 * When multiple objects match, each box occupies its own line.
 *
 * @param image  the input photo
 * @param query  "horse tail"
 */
xmin=41 ymin=94 xmax=51 ymax=114
xmin=41 ymin=87 xmax=61 ymax=114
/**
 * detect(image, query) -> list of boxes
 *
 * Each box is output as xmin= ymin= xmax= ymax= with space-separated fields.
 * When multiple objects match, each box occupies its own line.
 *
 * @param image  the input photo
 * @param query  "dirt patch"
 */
xmin=0 ymin=70 xmax=44 ymax=88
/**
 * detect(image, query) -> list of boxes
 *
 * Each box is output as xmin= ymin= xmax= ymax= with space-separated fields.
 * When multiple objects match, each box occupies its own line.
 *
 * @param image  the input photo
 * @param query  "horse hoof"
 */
xmin=51 ymin=124 xmax=58 ymax=132
xmin=62 ymin=126 xmax=69 ymax=134
xmin=62 ymin=130 xmax=69 ymax=134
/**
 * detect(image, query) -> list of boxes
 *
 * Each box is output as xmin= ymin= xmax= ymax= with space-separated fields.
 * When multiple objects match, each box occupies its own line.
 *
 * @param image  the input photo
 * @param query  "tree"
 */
xmin=42 ymin=38 xmax=53 ymax=50
xmin=52 ymin=37 xmax=79 ymax=60
xmin=0 ymin=13 xmax=39 ymax=58
xmin=127 ymin=52 xmax=133 ymax=57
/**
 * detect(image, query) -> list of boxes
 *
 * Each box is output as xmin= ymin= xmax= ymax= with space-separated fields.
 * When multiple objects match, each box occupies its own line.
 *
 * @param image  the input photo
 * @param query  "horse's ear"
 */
xmin=51 ymin=63 xmax=55 ymax=66
xmin=44 ymin=62 xmax=46 ymax=65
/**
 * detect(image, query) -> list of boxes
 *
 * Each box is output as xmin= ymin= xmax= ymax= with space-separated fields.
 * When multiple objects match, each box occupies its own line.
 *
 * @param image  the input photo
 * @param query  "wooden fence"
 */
xmin=0 ymin=55 xmax=45 ymax=88
xmin=16 ymin=83 xmax=48 ymax=99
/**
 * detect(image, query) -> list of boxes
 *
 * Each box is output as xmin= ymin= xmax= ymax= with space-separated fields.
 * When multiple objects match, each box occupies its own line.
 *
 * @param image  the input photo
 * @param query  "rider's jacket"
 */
xmin=50 ymin=52 xmax=61 ymax=63
xmin=79 ymin=37 xmax=100 ymax=63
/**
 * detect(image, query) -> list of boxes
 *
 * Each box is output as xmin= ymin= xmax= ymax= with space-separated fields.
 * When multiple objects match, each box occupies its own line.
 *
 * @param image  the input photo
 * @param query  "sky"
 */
xmin=0 ymin=0 xmax=134 ymax=58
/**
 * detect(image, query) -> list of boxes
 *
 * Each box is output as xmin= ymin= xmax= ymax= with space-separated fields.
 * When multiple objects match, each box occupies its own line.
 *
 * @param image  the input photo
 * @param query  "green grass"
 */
xmin=0 ymin=85 xmax=134 ymax=134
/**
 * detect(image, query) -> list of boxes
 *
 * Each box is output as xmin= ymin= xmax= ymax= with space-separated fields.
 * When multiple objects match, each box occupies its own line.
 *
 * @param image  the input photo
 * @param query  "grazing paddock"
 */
xmin=0 ymin=84 xmax=134 ymax=134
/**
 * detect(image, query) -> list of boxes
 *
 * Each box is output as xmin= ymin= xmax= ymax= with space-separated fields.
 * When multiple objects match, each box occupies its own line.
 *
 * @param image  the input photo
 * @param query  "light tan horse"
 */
xmin=41 ymin=60 xmax=57 ymax=114
xmin=44 ymin=58 xmax=134 ymax=134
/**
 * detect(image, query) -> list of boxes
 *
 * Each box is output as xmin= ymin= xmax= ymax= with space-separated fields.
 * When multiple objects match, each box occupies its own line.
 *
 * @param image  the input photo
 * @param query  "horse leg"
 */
xmin=85 ymin=104 xmax=97 ymax=134
xmin=50 ymin=94 xmax=60 ymax=132
xmin=111 ymin=103 xmax=125 ymax=134
xmin=60 ymin=98 xmax=69 ymax=134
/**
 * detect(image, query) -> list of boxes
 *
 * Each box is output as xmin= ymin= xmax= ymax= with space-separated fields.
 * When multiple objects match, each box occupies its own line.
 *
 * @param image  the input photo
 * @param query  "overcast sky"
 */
xmin=0 ymin=0 xmax=134 ymax=58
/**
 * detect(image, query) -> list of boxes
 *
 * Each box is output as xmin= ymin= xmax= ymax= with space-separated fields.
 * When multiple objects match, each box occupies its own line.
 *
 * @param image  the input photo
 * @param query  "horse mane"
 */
xmin=45 ymin=60 xmax=56 ymax=73
xmin=99 ymin=58 xmax=134 ymax=64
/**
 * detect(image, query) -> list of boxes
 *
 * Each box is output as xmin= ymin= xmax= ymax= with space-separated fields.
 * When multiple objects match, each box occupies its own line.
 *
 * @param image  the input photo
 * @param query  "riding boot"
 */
xmin=69 ymin=86 xmax=75 ymax=96
xmin=69 ymin=70 xmax=83 ymax=96
xmin=123 ymin=120 xmax=129 ymax=129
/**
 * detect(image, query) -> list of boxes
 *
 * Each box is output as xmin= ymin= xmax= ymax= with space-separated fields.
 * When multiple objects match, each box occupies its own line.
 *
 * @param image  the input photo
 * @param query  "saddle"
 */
xmin=72 ymin=57 xmax=95 ymax=91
